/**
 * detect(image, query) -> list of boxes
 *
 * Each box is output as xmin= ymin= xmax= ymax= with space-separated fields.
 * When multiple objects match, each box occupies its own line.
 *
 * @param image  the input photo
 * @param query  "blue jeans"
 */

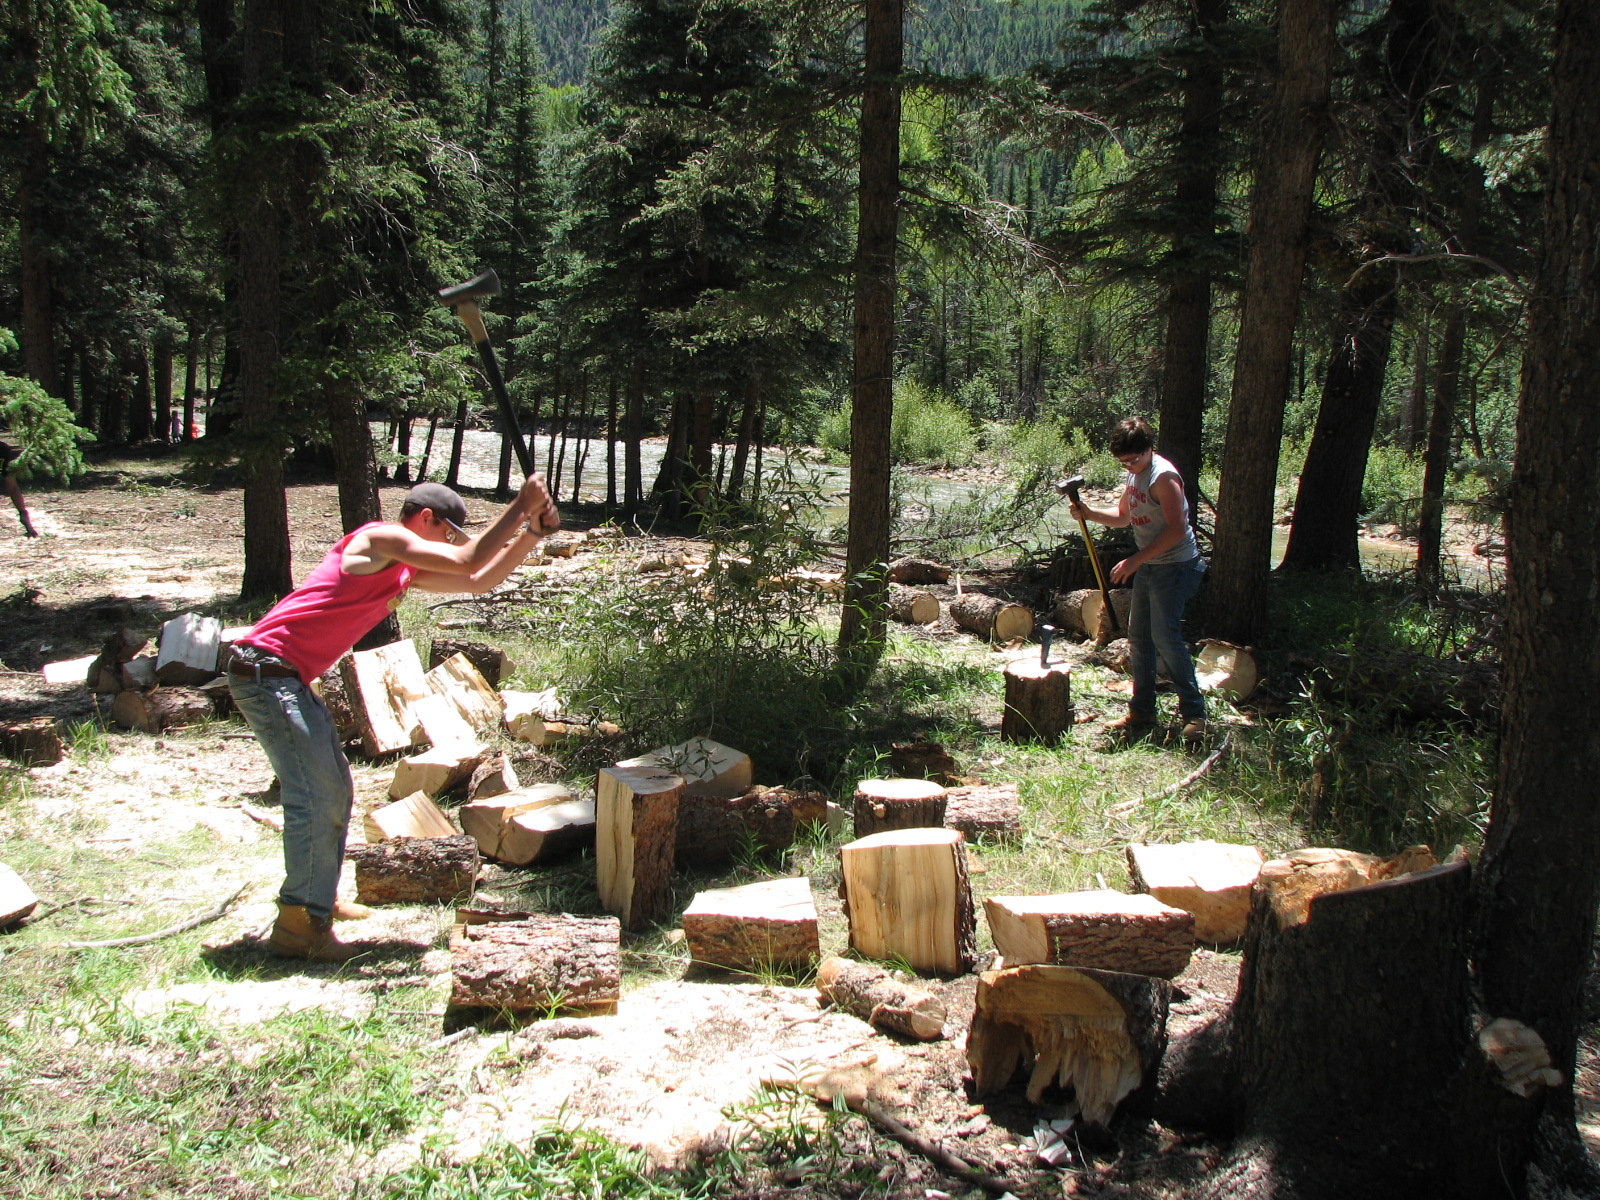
xmin=230 ymin=674 xmax=354 ymax=920
xmin=1128 ymin=556 xmax=1206 ymax=721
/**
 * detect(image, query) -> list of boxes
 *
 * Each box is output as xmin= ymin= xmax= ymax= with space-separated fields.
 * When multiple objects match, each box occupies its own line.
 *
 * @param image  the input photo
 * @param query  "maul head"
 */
xmin=437 ymin=268 xmax=502 ymax=308
xmin=1054 ymin=474 xmax=1086 ymax=504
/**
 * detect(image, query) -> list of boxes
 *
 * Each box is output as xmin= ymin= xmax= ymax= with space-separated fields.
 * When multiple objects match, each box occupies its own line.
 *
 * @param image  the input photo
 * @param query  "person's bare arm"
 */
xmin=1070 ymin=485 xmax=1134 ymax=528
xmin=411 ymin=525 xmax=544 ymax=594
xmin=1110 ymin=475 xmax=1188 ymax=583
xmin=347 ymin=475 xmax=556 ymax=576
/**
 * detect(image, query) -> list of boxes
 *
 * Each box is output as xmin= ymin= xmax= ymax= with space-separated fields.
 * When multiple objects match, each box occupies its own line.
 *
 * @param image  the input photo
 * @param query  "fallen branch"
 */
xmin=1107 ymin=733 xmax=1232 ymax=817
xmin=56 ymin=884 xmax=249 ymax=950
xmin=857 ymin=1099 xmax=1021 ymax=1195
xmin=239 ymin=802 xmax=283 ymax=832
xmin=28 ymin=896 xmax=135 ymax=924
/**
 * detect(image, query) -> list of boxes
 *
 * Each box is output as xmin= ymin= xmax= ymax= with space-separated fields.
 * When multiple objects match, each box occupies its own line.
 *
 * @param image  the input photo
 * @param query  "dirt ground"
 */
xmin=0 ymin=454 xmax=1589 ymax=1199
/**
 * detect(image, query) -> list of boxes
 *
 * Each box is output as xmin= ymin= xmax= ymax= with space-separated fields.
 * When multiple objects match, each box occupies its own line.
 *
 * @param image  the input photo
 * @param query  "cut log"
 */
xmin=156 ymin=613 xmax=223 ymax=685
xmin=347 ymin=835 xmax=478 ymax=906
xmin=888 ymin=556 xmax=952 ymax=585
xmin=339 ymin=639 xmax=429 ymax=757
xmin=675 ymin=789 xmax=798 ymax=869
xmin=41 ymin=653 xmax=98 ymax=686
xmin=967 ymin=962 xmax=1172 ymax=1123
xmin=468 ymin=751 xmax=519 ymax=800
xmin=449 ymin=914 xmax=621 ymax=1013
xmin=501 ymin=687 xmax=561 ymax=745
xmin=886 ymin=584 xmax=939 ymax=625
xmin=407 ymin=692 xmax=484 ymax=755
xmin=683 ymin=877 xmax=820 ymax=971
xmin=110 ymin=687 xmax=215 ymax=734
xmin=1000 ymin=660 xmax=1073 ymax=744
xmin=363 ymin=790 xmax=458 ymax=842
xmin=943 ymin=783 xmax=1022 ymax=842
xmin=815 ymin=954 xmax=947 ymax=1040
xmin=120 ymin=656 xmax=159 ymax=690
xmin=985 ymin=891 xmax=1195 ymax=979
xmin=388 ymin=744 xmax=485 ymax=800
xmin=1 ymin=862 xmax=40 ymax=927
xmin=0 ymin=717 xmax=66 ymax=767
xmin=852 ymin=778 xmax=949 ymax=838
xmin=1194 ymin=639 xmax=1260 ymax=702
xmin=840 ymin=827 xmax=977 ymax=975
xmin=424 ymin=652 xmax=503 ymax=733
xmin=1126 ymin=840 xmax=1269 ymax=943
xmin=498 ymin=799 xmax=595 ymax=866
xmin=950 ymin=594 xmax=1034 ymax=642
xmin=428 ymin=638 xmax=514 ymax=687
xmin=198 ymin=675 xmax=235 ymax=717
xmin=619 ymin=736 xmax=752 ymax=798
xmin=1055 ymin=587 xmax=1132 ymax=640
xmin=596 ymin=763 xmax=684 ymax=930
xmin=88 ymin=629 xmax=149 ymax=693
xmin=459 ymin=783 xmax=580 ymax=861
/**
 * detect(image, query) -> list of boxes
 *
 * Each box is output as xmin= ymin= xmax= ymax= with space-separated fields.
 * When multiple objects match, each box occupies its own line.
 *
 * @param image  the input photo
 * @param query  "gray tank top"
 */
xmin=1127 ymin=453 xmax=1200 ymax=566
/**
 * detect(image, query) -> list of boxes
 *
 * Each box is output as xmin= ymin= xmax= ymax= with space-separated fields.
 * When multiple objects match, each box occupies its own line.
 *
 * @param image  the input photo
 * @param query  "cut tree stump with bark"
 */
xmin=1127 ymin=840 xmax=1267 ymax=944
xmin=675 ymin=788 xmax=799 ymax=868
xmin=460 ymin=784 xmax=585 ymax=865
xmin=619 ymin=736 xmax=752 ymax=798
xmin=596 ymin=763 xmax=684 ymax=930
xmin=886 ymin=584 xmax=939 ymax=625
xmin=449 ymin=914 xmax=620 ymax=1014
xmin=340 ymin=639 xmax=429 ymax=756
xmin=363 ymin=791 xmax=457 ymax=842
xmin=110 ymin=687 xmax=215 ymax=734
xmin=156 ymin=613 xmax=223 ymax=685
xmin=888 ymin=556 xmax=952 ymax=585
xmin=852 ymin=778 xmax=949 ymax=838
xmin=840 ymin=827 xmax=978 ymax=975
xmin=1000 ymin=660 xmax=1073 ymax=744
xmin=943 ymin=783 xmax=1022 ymax=842
xmin=950 ymin=594 xmax=1034 ymax=642
xmin=424 ymin=652 xmax=503 ymax=733
xmin=815 ymin=954 xmax=947 ymax=1041
xmin=0 ymin=717 xmax=66 ymax=767
xmin=347 ymin=835 xmax=478 ymax=906
xmin=388 ymin=744 xmax=485 ymax=800
xmin=1158 ymin=855 xmax=1477 ymax=1199
xmin=429 ymin=638 xmax=513 ymax=687
xmin=1055 ymin=588 xmax=1132 ymax=641
xmin=1 ymin=862 xmax=40 ymax=927
xmin=468 ymin=751 xmax=519 ymax=800
xmin=984 ymin=891 xmax=1195 ymax=979
xmin=683 ymin=877 xmax=819 ymax=971
xmin=967 ymin=962 xmax=1172 ymax=1123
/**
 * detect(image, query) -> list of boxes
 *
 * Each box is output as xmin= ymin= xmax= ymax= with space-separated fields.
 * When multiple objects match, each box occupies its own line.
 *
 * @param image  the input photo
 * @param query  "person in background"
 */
xmin=0 ymin=438 xmax=38 ymax=537
xmin=1067 ymin=417 xmax=1206 ymax=744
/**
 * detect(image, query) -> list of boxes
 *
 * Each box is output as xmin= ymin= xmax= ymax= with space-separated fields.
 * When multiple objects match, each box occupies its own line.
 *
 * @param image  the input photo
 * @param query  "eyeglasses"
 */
xmin=1116 ymin=452 xmax=1146 ymax=466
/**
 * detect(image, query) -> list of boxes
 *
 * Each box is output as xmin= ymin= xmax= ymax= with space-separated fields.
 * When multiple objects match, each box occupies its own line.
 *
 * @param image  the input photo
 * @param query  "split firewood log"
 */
xmin=0 ymin=717 xmax=66 ymax=767
xmin=407 ymin=692 xmax=484 ymax=755
xmin=347 ymin=835 xmax=478 ymax=906
xmin=494 ymin=799 xmax=595 ymax=866
xmin=428 ymin=638 xmax=513 ymax=687
xmin=950 ymin=593 xmax=1034 ymax=642
xmin=840 ymin=827 xmax=977 ymax=974
xmin=339 ymin=639 xmax=429 ymax=757
xmin=110 ymin=687 xmax=215 ymax=734
xmin=388 ymin=743 xmax=485 ymax=800
xmin=675 ymin=789 xmax=798 ymax=868
xmin=816 ymin=954 xmax=947 ymax=1040
xmin=363 ymin=790 xmax=457 ymax=842
xmin=501 ymin=688 xmax=561 ymax=745
xmin=888 ymin=556 xmax=953 ymax=585
xmin=886 ymin=584 xmax=939 ymax=625
xmin=449 ymin=914 xmax=621 ymax=1013
xmin=683 ymin=877 xmax=820 ymax=971
xmin=852 ymin=778 xmax=949 ymax=838
xmin=88 ymin=629 xmax=149 ymax=693
xmin=1001 ymin=659 xmax=1073 ymax=744
xmin=596 ymin=763 xmax=684 ymax=930
xmin=424 ymin=652 xmax=502 ymax=732
xmin=967 ymin=962 xmax=1172 ymax=1122
xmin=120 ymin=656 xmax=158 ymax=690
xmin=40 ymin=653 xmax=97 ymax=685
xmin=467 ymin=751 xmax=519 ymax=800
xmin=984 ymin=891 xmax=1196 ymax=979
xmin=619 ymin=736 xmax=752 ymax=798
xmin=156 ymin=613 xmax=223 ymax=685
xmin=459 ymin=783 xmax=582 ymax=863
xmin=1126 ymin=840 xmax=1267 ymax=943
xmin=1 ymin=862 xmax=40 ymax=927
xmin=943 ymin=783 xmax=1021 ymax=842
xmin=1055 ymin=587 xmax=1132 ymax=641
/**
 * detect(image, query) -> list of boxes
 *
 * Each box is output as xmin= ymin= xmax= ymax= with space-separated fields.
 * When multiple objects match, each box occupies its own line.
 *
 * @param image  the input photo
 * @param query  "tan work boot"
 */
xmin=268 ymin=904 xmax=364 ymax=962
xmin=1180 ymin=718 xmax=1208 ymax=746
xmin=330 ymin=898 xmax=372 ymax=921
xmin=1105 ymin=710 xmax=1157 ymax=736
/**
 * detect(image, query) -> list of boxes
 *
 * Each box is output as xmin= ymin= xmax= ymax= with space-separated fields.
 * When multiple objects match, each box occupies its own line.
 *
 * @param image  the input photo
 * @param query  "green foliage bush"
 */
xmin=0 ymin=329 xmax=94 ymax=485
xmin=1361 ymin=443 xmax=1425 ymax=531
xmin=816 ymin=378 xmax=978 ymax=467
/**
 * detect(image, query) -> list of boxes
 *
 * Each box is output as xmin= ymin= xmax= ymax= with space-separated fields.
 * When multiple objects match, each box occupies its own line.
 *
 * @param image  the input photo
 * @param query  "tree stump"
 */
xmin=596 ymin=763 xmax=684 ymax=930
xmin=852 ymin=778 xmax=949 ymax=838
xmin=943 ymin=783 xmax=1022 ymax=842
xmin=950 ymin=593 xmax=1034 ymax=642
xmin=1126 ymin=840 xmax=1267 ymax=943
xmin=110 ymin=687 xmax=215 ymax=733
xmin=347 ymin=835 xmax=478 ymax=906
xmin=1000 ymin=659 xmax=1073 ymax=743
xmin=364 ymin=790 xmax=457 ymax=842
xmin=886 ymin=584 xmax=939 ymax=625
xmin=0 ymin=717 xmax=66 ymax=767
xmin=984 ymin=891 xmax=1195 ymax=978
xmin=840 ymin=827 xmax=977 ymax=975
xmin=675 ymin=789 xmax=798 ymax=868
xmin=967 ymin=963 xmax=1172 ymax=1123
xmin=449 ymin=914 xmax=621 ymax=1014
xmin=683 ymin=877 xmax=819 ymax=971
xmin=428 ymin=638 xmax=513 ymax=687
xmin=815 ymin=955 xmax=947 ymax=1041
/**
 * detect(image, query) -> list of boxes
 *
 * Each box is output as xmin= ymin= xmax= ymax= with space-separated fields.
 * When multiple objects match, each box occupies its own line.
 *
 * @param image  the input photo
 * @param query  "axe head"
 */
xmin=438 ymin=269 xmax=502 ymax=308
xmin=1054 ymin=474 xmax=1086 ymax=504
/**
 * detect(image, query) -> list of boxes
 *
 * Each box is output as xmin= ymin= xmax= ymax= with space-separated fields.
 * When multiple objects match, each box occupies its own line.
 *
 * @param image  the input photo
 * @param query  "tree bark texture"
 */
xmin=449 ymin=914 xmax=621 ymax=1014
xmin=816 ymin=955 xmax=947 ymax=1040
xmin=839 ymin=0 xmax=903 ymax=657
xmin=674 ymin=789 xmax=798 ymax=869
xmin=1000 ymin=660 xmax=1073 ymax=744
xmin=347 ymin=835 xmax=478 ymax=906
xmin=852 ymin=778 xmax=948 ymax=838
xmin=1205 ymin=0 xmax=1336 ymax=644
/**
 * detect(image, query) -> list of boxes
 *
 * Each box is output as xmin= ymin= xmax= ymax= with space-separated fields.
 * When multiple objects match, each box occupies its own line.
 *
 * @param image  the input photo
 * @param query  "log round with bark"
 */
xmin=950 ymin=594 xmax=1034 ymax=642
xmin=449 ymin=914 xmax=621 ymax=1013
xmin=886 ymin=584 xmax=940 ymax=625
xmin=816 ymin=955 xmax=947 ymax=1040
xmin=888 ymin=556 xmax=953 ymax=585
xmin=1055 ymin=588 xmax=1133 ymax=640
xmin=346 ymin=835 xmax=478 ymax=906
xmin=852 ymin=778 xmax=949 ymax=838
xmin=840 ymin=827 xmax=978 ymax=975
xmin=110 ymin=687 xmax=215 ymax=734
xmin=1000 ymin=660 xmax=1073 ymax=744
xmin=675 ymin=789 xmax=798 ymax=868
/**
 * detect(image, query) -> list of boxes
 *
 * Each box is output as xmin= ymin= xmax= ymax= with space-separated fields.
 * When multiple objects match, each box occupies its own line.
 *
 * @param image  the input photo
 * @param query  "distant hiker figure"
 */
xmin=0 ymin=439 xmax=38 ymax=537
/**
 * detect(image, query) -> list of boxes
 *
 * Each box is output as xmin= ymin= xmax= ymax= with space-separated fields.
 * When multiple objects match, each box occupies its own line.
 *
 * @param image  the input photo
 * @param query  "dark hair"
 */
xmin=1109 ymin=417 xmax=1154 ymax=456
xmin=399 ymin=501 xmax=425 ymax=522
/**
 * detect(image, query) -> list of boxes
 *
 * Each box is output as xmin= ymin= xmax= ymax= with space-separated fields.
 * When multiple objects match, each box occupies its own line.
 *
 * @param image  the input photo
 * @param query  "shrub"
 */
xmin=813 ymin=380 xmax=978 ymax=468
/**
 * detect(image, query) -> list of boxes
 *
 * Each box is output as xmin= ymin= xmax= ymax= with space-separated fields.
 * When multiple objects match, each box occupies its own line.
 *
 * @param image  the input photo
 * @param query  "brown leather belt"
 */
xmin=227 ymin=647 xmax=301 ymax=680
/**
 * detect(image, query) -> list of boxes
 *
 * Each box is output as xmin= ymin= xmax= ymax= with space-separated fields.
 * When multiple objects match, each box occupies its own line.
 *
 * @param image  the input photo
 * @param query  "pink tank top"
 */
xmin=242 ymin=523 xmax=416 ymax=681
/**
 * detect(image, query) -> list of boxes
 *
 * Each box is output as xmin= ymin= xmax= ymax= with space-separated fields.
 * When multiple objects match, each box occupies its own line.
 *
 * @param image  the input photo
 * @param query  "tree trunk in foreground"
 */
xmin=1204 ymin=0 xmax=1336 ymax=643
